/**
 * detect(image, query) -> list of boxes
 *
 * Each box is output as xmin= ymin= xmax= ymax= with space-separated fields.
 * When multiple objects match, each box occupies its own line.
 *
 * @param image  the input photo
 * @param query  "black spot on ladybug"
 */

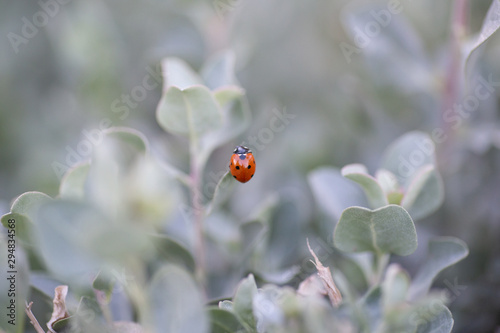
xmin=236 ymin=166 xmax=240 ymax=170
xmin=233 ymin=175 xmax=237 ymax=179
xmin=248 ymin=165 xmax=251 ymax=169
xmin=251 ymin=174 xmax=254 ymax=178
xmin=239 ymin=154 xmax=246 ymax=160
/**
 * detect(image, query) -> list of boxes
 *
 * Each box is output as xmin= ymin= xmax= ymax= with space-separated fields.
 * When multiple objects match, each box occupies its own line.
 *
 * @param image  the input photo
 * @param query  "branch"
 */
xmin=25 ymin=301 xmax=46 ymax=333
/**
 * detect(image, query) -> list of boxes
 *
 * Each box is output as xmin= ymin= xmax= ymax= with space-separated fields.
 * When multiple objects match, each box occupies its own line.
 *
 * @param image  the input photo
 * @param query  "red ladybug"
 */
xmin=229 ymin=146 xmax=256 ymax=183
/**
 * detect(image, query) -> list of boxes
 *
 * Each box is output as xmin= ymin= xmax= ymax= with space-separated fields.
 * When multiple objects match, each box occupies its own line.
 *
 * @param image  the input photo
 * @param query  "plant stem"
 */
xmin=374 ymin=252 xmax=389 ymax=285
xmin=25 ymin=302 xmax=46 ymax=333
xmin=190 ymin=154 xmax=206 ymax=290
xmin=440 ymin=0 xmax=468 ymax=161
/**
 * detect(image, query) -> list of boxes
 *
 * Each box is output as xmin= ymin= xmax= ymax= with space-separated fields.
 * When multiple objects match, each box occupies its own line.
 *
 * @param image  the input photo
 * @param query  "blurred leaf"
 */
xmin=206 ymin=171 xmax=235 ymax=215
xmin=255 ymin=265 xmax=300 ymax=284
xmin=208 ymin=307 xmax=246 ymax=333
xmin=0 ymin=192 xmax=52 ymax=246
xmin=219 ymin=300 xmax=234 ymax=311
xmin=413 ymin=303 xmax=453 ymax=333
xmin=110 ymin=321 xmax=145 ymax=333
xmin=201 ymin=50 xmax=237 ymax=90
xmin=93 ymin=271 xmax=116 ymax=302
xmin=334 ymin=205 xmax=417 ymax=256
xmin=161 ymin=57 xmax=203 ymax=90
xmin=308 ymin=167 xmax=368 ymax=222
xmin=110 ymin=322 xmax=145 ymax=333
xmin=341 ymin=164 xmax=388 ymax=209
xmin=149 ymin=265 xmax=208 ymax=333
xmin=464 ymin=0 xmax=500 ymax=68
xmin=408 ymin=237 xmax=469 ymax=301
xmin=362 ymin=286 xmax=383 ymax=332
xmin=375 ymin=169 xmax=403 ymax=204
xmin=59 ymin=162 xmax=90 ymax=200
xmin=104 ymin=127 xmax=149 ymax=153
xmin=381 ymin=264 xmax=410 ymax=311
xmin=156 ymin=86 xmax=223 ymax=137
xmin=30 ymin=273 xmax=67 ymax=301
xmin=214 ymin=86 xmax=245 ymax=108
xmin=381 ymin=132 xmax=436 ymax=188
xmin=35 ymin=201 xmax=102 ymax=279
xmin=151 ymin=234 xmax=196 ymax=272
xmin=198 ymin=93 xmax=251 ymax=169
xmin=401 ymin=165 xmax=444 ymax=221
xmin=11 ymin=191 xmax=52 ymax=219
xmin=232 ymin=274 xmax=258 ymax=332
xmin=1 ymin=213 xmax=32 ymax=246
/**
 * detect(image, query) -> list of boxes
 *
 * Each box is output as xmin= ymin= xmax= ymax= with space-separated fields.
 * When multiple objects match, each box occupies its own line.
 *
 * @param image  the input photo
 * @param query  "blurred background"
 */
xmin=1 ymin=0 xmax=499 ymax=332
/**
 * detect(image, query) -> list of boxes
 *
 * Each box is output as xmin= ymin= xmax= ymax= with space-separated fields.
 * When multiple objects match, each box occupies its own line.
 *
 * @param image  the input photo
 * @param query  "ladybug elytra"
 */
xmin=229 ymin=146 xmax=256 ymax=183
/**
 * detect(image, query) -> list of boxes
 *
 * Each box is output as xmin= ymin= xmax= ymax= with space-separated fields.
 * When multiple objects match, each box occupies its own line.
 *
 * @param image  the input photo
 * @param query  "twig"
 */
xmin=25 ymin=301 xmax=46 ymax=333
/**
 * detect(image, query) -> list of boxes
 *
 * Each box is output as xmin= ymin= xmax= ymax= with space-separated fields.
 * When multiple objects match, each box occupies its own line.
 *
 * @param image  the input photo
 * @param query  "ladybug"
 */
xmin=229 ymin=146 xmax=256 ymax=183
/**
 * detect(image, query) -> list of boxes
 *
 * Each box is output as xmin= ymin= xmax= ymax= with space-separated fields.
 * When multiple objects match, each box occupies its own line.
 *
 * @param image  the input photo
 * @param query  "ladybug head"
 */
xmin=234 ymin=145 xmax=251 ymax=154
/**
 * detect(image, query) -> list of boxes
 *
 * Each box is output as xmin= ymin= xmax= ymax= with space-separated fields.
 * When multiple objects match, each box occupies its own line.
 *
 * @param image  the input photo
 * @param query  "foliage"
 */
xmin=3 ymin=0 xmax=500 ymax=332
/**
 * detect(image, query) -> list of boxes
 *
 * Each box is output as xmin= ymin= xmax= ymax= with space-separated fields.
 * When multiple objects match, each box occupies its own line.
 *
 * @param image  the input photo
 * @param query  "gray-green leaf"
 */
xmin=408 ymin=237 xmax=469 ymax=301
xmin=381 ymin=132 xmax=436 ymax=188
xmin=208 ymin=308 xmax=246 ymax=333
xmin=161 ymin=57 xmax=203 ymax=90
xmin=59 ymin=162 xmax=90 ymax=199
xmin=149 ymin=265 xmax=208 ymax=333
xmin=308 ymin=167 xmax=369 ymax=221
xmin=464 ymin=0 xmax=500 ymax=70
xmin=341 ymin=164 xmax=388 ymax=209
xmin=401 ymin=165 xmax=444 ymax=221
xmin=233 ymin=274 xmax=258 ymax=332
xmin=156 ymin=86 xmax=223 ymax=137
xmin=334 ymin=205 xmax=417 ymax=256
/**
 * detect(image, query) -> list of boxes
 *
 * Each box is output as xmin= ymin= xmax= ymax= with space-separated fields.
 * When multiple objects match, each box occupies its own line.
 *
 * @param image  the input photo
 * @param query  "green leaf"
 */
xmin=59 ymin=162 xmax=90 ymax=199
xmin=35 ymin=201 xmax=102 ymax=279
xmin=208 ymin=307 xmax=246 ymax=333
xmin=381 ymin=264 xmax=410 ymax=311
xmin=408 ymin=237 xmax=469 ymax=301
xmin=401 ymin=165 xmax=444 ymax=221
xmin=334 ymin=205 xmax=417 ymax=256
xmin=232 ymin=274 xmax=258 ymax=332
xmin=1 ymin=192 xmax=52 ymax=245
xmin=201 ymin=50 xmax=237 ymax=90
xmin=198 ymin=91 xmax=250 ymax=169
xmin=104 ymin=127 xmax=149 ymax=153
xmin=151 ymin=234 xmax=196 ymax=273
xmin=214 ymin=86 xmax=245 ymax=108
xmin=381 ymin=132 xmax=436 ymax=188
xmin=308 ymin=167 xmax=369 ymax=221
xmin=93 ymin=270 xmax=116 ymax=302
xmin=161 ymin=57 xmax=203 ymax=90
xmin=206 ymin=171 xmax=235 ymax=215
xmin=156 ymin=86 xmax=223 ymax=137
xmin=1 ymin=213 xmax=32 ymax=246
xmin=464 ymin=0 xmax=500 ymax=70
xmin=149 ymin=265 xmax=208 ymax=333
xmin=413 ymin=303 xmax=453 ymax=333
xmin=341 ymin=164 xmax=388 ymax=209
xmin=11 ymin=191 xmax=52 ymax=218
